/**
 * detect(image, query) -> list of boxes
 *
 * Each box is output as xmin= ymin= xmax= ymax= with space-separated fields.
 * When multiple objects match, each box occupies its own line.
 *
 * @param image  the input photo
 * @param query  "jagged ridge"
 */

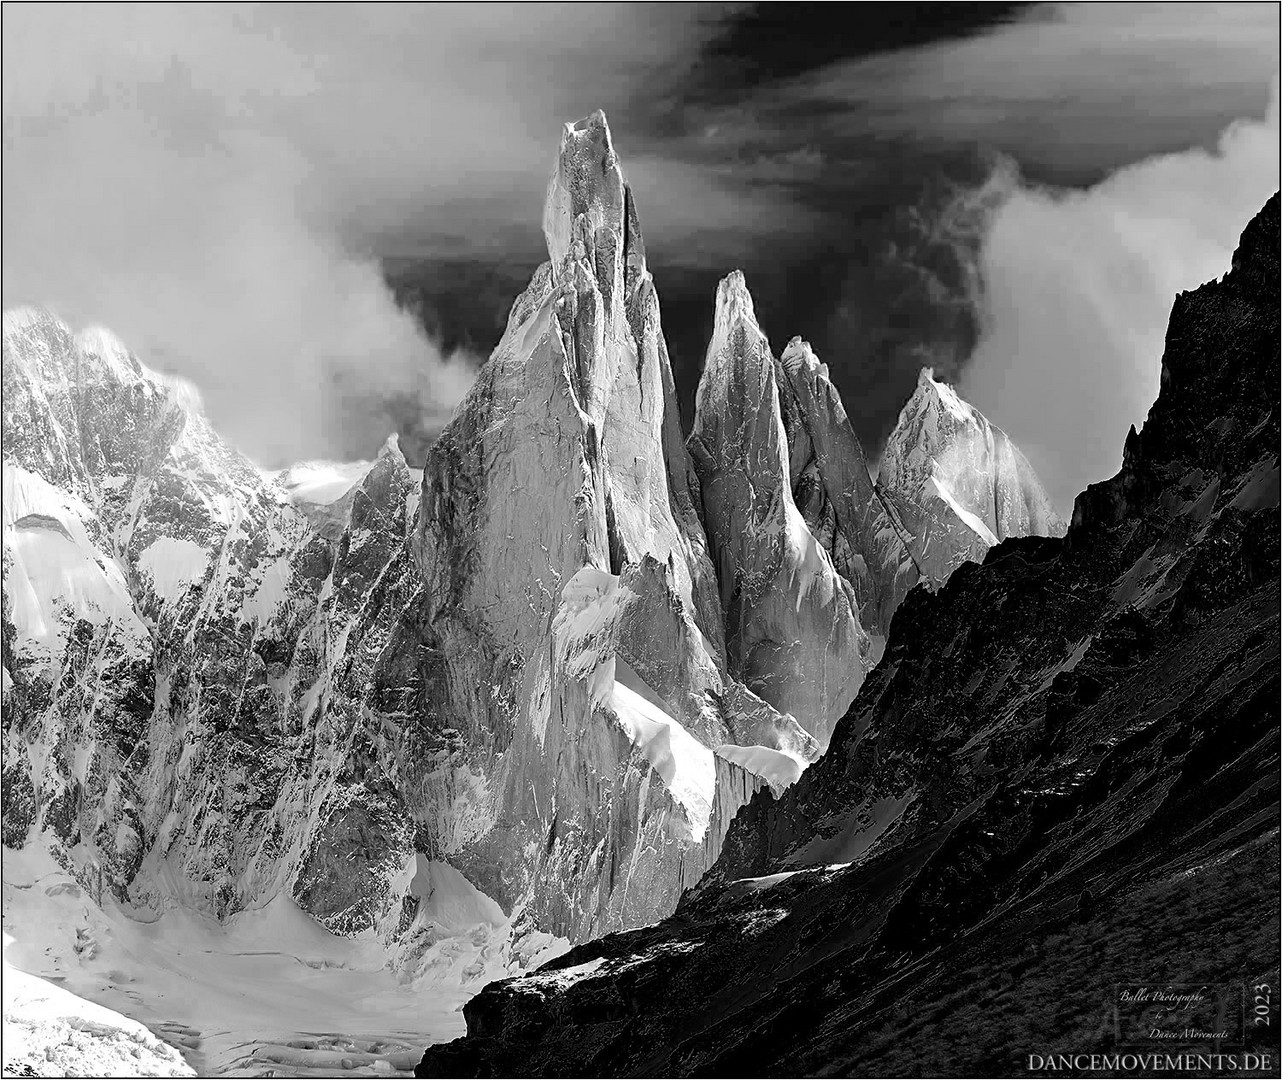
xmin=414 ymin=194 xmax=1280 ymax=1078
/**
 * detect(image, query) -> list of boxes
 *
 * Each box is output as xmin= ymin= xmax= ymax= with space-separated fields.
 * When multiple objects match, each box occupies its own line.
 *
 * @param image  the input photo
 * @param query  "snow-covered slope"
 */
xmin=878 ymin=367 xmax=1066 ymax=588
xmin=3 ymin=949 xmax=194 ymax=1078
xmin=1 ymin=844 xmax=524 ymax=1077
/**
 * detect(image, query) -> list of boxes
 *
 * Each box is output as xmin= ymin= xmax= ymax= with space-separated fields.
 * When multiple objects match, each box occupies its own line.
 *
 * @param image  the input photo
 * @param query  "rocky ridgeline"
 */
xmin=417 ymin=194 xmax=1280 ymax=1076
xmin=0 ymin=112 xmax=1061 ymax=970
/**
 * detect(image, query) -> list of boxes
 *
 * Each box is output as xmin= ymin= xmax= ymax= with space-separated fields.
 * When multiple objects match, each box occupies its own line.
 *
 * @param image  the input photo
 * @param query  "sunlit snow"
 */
xmin=0 ymin=844 xmax=559 ymax=1077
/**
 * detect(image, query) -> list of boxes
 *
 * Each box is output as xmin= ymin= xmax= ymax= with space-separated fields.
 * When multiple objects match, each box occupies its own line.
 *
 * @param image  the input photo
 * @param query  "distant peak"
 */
xmin=3 ymin=305 xmax=204 ymax=417
xmin=909 ymin=366 xmax=973 ymax=424
xmin=377 ymin=431 xmax=404 ymax=462
xmin=75 ymin=325 xmax=143 ymax=382
xmin=3 ymin=306 xmax=62 ymax=335
xmin=567 ymin=108 xmax=613 ymax=146
xmin=372 ymin=432 xmax=411 ymax=482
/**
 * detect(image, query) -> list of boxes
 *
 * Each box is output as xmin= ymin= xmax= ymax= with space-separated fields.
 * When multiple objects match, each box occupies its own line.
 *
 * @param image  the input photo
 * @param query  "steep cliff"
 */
xmin=772 ymin=335 xmax=919 ymax=661
xmin=688 ymin=274 xmax=869 ymax=750
xmin=416 ymin=195 xmax=1280 ymax=1078
xmin=406 ymin=111 xmax=814 ymax=939
xmin=689 ymin=275 xmax=1062 ymax=695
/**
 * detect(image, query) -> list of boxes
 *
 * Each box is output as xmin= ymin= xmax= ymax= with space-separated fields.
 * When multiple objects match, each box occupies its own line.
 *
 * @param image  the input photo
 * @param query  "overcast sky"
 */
xmin=3 ymin=2 xmax=1278 ymax=511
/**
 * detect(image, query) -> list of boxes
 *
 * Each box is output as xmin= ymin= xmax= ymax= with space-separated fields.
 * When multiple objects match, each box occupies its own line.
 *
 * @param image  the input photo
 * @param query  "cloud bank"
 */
xmin=958 ymin=82 xmax=1280 ymax=514
xmin=1 ymin=4 xmax=752 ymax=465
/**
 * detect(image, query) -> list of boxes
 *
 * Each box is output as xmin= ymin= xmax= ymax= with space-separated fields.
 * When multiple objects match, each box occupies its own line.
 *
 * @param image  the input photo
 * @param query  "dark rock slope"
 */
xmin=417 ymin=195 xmax=1280 ymax=1078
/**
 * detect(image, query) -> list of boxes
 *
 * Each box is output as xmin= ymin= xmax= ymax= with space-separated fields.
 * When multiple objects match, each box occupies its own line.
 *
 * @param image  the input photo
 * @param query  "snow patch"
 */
xmin=930 ymin=474 xmax=999 ymax=547
xmin=611 ymin=666 xmax=715 ymax=843
xmin=715 ymin=742 xmax=805 ymax=791
xmin=2 ymin=463 xmax=148 ymax=663
xmin=533 ymin=957 xmax=607 ymax=984
xmin=137 ymin=536 xmax=209 ymax=601
xmin=1 ymin=844 xmax=476 ymax=1077
xmin=242 ymin=554 xmax=293 ymax=627
xmin=400 ymin=855 xmax=506 ymax=934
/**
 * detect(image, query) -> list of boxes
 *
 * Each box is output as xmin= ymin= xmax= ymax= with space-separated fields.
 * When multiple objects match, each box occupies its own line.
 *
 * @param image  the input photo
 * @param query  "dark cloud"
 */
xmin=639 ymin=1 xmax=1280 ymax=498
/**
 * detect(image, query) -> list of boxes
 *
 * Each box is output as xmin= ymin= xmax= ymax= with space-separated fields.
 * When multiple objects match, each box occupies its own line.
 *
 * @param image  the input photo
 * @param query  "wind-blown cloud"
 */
xmin=1 ymin=3 xmax=767 ymax=465
xmin=722 ymin=2 xmax=1278 ymax=506
xmin=958 ymin=82 xmax=1280 ymax=514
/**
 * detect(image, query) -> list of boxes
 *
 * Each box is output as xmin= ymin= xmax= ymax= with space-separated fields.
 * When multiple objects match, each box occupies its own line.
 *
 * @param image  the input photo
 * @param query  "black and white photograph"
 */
xmin=1 ymin=3 xmax=1279 ymax=1077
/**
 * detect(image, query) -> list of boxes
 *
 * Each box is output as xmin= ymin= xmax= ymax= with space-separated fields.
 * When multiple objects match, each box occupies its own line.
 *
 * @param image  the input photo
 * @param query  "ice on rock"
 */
xmin=877 ymin=367 xmax=1066 ymax=588
xmin=137 ymin=535 xmax=210 ymax=602
xmin=689 ymin=273 xmax=870 ymax=749
xmin=2 ymin=461 xmax=149 ymax=666
xmin=774 ymin=336 xmax=920 ymax=657
xmin=407 ymin=112 xmax=819 ymax=940
xmin=720 ymin=332 xmax=1067 ymax=674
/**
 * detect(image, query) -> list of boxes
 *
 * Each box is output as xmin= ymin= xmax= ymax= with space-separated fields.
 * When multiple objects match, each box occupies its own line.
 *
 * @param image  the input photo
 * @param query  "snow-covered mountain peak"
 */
xmin=876 ymin=364 xmax=1066 ymax=587
xmin=542 ymin=108 xmax=626 ymax=274
xmin=2 ymin=111 xmax=1074 ymax=1056
xmin=689 ymin=272 xmax=869 ymax=750
xmin=711 ymin=270 xmax=760 ymax=341
xmin=914 ymin=365 xmax=973 ymax=421
xmin=779 ymin=335 xmax=831 ymax=382
xmin=71 ymin=325 xmax=138 ymax=380
xmin=693 ymin=272 xmax=774 ymax=446
xmin=5 ymin=309 xmax=200 ymax=417
xmin=2 ymin=307 xmax=221 ymax=499
xmin=883 ymin=365 xmax=1016 ymax=498
xmin=376 ymin=431 xmax=405 ymax=463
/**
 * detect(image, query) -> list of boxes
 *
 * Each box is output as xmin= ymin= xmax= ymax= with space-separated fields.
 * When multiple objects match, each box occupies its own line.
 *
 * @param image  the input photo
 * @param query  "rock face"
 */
xmin=772 ymin=336 xmax=921 ymax=661
xmin=407 ymin=111 xmax=815 ymax=939
xmin=0 ymin=110 xmax=1065 ymax=982
xmin=415 ymin=195 xmax=1279 ymax=1078
xmin=0 ymin=314 xmax=451 ymax=966
xmin=687 ymin=275 xmax=868 ymax=749
xmin=689 ymin=278 xmax=1063 ymax=696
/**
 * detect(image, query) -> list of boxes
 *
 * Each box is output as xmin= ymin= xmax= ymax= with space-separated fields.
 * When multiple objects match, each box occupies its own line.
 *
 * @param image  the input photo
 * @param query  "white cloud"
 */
xmin=959 ymin=82 xmax=1279 ymax=513
xmin=0 ymin=3 xmax=741 ymax=464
